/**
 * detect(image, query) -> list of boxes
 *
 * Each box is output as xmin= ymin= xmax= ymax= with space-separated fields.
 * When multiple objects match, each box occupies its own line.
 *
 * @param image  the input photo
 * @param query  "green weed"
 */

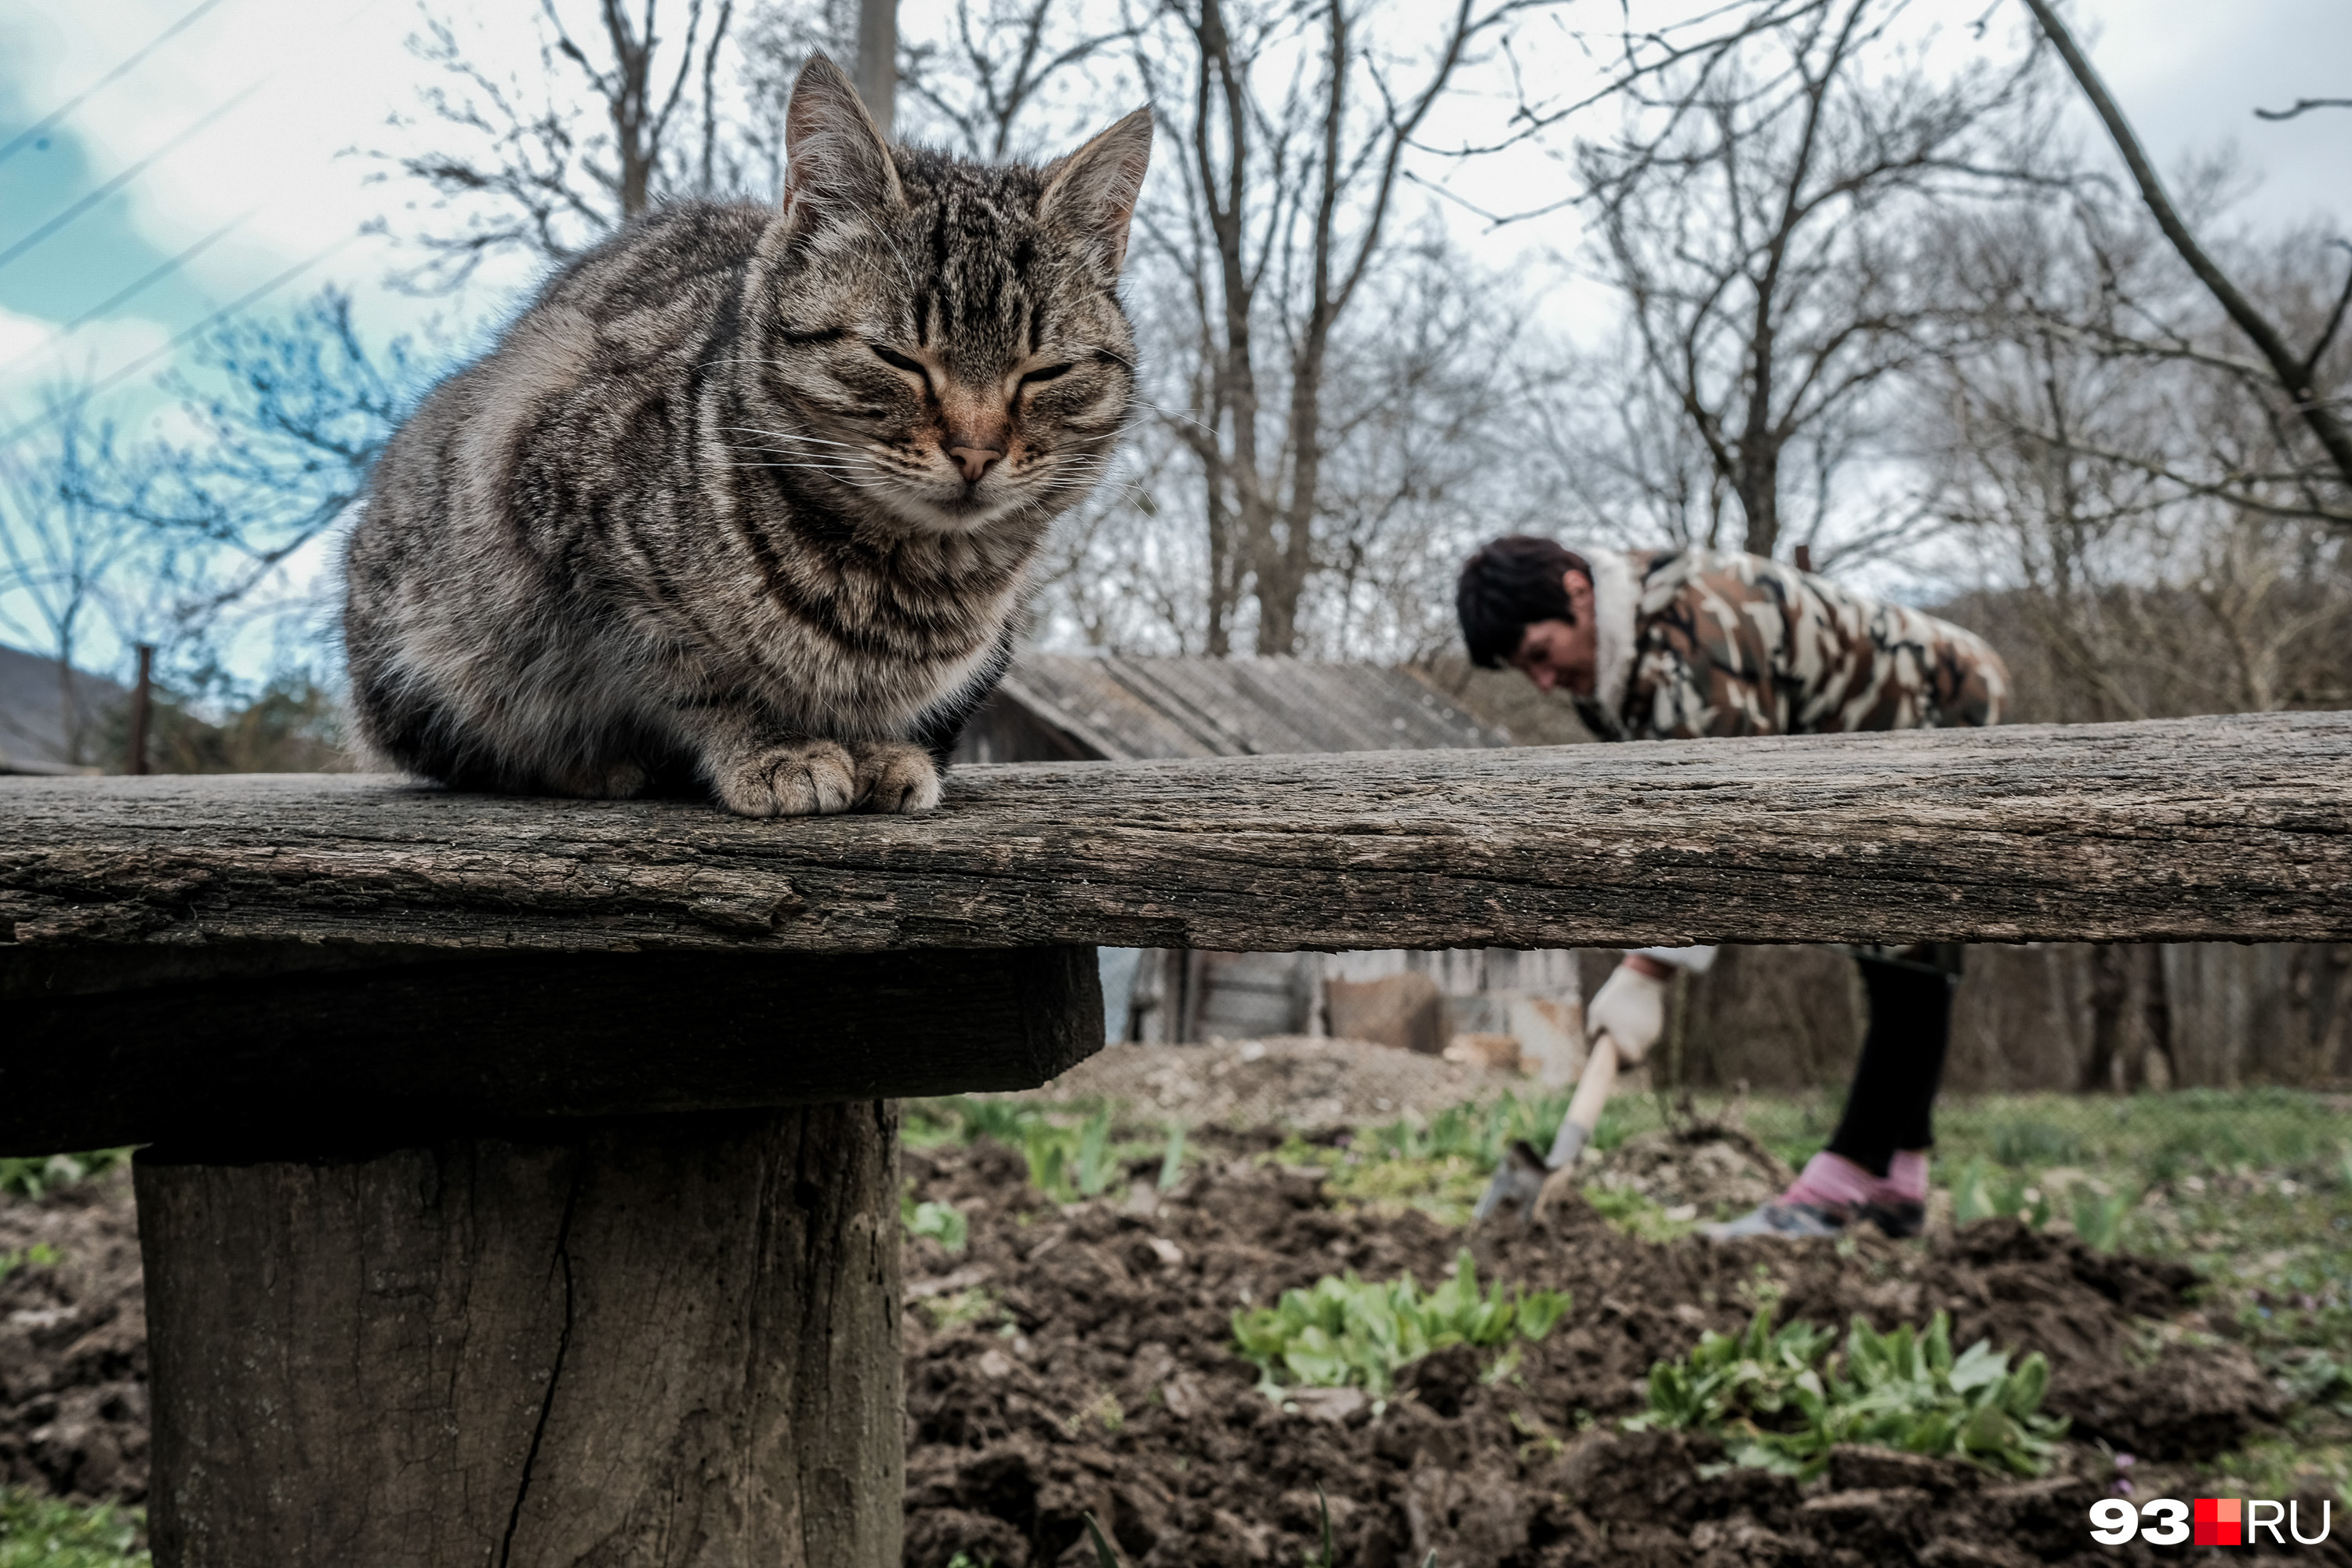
xmin=1232 ymin=1250 xmax=1570 ymax=1399
xmin=2070 ymin=1185 xmax=2136 ymax=1253
xmin=0 ymin=1245 xmax=59 ymax=1284
xmin=0 ymin=1152 xmax=132 ymax=1203
xmin=902 ymin=1193 xmax=968 ymax=1254
xmin=920 ymin=1287 xmax=1007 ymax=1331
xmin=1991 ymin=1119 xmax=2080 ymax=1167
xmin=1584 ymin=1187 xmax=1700 ymax=1243
xmin=1022 ymin=1111 xmax=1121 ymax=1205
xmin=1632 ymin=1306 xmax=2067 ymax=1479
xmin=0 ymin=1489 xmax=147 ymax=1568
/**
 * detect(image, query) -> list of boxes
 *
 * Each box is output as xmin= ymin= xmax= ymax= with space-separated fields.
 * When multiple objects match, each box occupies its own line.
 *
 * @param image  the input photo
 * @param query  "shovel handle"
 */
xmin=1563 ymin=1030 xmax=1621 ymax=1138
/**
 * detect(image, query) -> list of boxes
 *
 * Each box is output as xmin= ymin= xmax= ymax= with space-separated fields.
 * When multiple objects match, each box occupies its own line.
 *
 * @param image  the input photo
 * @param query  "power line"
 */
xmin=0 ymin=210 xmax=258 ymax=384
xmin=64 ymin=211 xmax=256 ymax=334
xmin=0 ymin=0 xmax=234 ymax=167
xmin=0 ymin=234 xmax=352 ymax=450
xmin=0 ymin=79 xmax=266 ymax=276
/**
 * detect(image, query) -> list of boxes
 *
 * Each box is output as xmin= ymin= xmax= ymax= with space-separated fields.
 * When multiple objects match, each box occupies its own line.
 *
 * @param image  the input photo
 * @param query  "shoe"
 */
xmin=1854 ymin=1197 xmax=1925 ymax=1240
xmin=1701 ymin=1201 xmax=1846 ymax=1240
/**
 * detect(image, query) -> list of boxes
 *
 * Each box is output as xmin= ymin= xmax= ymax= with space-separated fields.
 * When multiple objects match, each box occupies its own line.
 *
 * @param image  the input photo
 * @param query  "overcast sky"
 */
xmin=0 ymin=0 xmax=2346 ymax=675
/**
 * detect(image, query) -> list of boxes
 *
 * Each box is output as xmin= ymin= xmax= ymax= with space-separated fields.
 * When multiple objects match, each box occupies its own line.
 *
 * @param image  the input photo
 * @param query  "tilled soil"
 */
xmin=0 ymin=1141 xmax=2329 ymax=1566
xmin=0 ymin=1171 xmax=147 ymax=1503
xmin=902 ymin=1134 xmax=2332 ymax=1568
xmin=1037 ymin=1038 xmax=1521 ymax=1128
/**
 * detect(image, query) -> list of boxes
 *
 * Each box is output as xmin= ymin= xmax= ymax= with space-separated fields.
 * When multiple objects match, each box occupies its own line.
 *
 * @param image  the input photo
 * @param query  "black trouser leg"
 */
xmin=1824 ymin=956 xmax=1956 ymax=1178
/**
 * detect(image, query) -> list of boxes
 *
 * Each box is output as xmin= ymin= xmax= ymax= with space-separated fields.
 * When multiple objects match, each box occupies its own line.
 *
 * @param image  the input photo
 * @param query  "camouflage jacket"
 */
xmin=1573 ymin=548 xmax=2009 ymax=743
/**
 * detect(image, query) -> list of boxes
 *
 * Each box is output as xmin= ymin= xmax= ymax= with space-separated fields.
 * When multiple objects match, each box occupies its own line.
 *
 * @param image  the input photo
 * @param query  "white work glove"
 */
xmin=1585 ymin=962 xmax=1668 ymax=1065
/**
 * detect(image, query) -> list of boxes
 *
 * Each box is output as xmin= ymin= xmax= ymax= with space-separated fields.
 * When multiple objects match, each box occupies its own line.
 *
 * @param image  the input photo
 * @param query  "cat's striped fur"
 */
xmin=343 ymin=57 xmax=1149 ymax=815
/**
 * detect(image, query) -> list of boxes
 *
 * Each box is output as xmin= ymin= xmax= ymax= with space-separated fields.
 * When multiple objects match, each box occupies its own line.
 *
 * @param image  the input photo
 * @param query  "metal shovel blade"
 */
xmin=1472 ymin=1138 xmax=1551 ymax=1225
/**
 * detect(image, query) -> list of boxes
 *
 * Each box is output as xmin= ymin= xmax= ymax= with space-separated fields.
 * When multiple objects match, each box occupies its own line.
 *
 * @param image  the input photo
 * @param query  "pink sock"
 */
xmin=1884 ymin=1151 xmax=1929 ymax=1203
xmin=1783 ymin=1152 xmax=1878 ymax=1210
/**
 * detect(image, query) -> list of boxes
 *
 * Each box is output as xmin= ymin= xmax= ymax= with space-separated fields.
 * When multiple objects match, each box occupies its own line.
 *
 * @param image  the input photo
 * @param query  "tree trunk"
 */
xmin=136 ymin=1104 xmax=902 ymax=1568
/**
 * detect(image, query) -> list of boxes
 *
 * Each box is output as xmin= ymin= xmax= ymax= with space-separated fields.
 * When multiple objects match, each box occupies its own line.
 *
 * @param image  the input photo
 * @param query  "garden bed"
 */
xmin=3 ymin=1073 xmax=2350 ymax=1566
xmin=897 ymin=1125 xmax=2325 ymax=1567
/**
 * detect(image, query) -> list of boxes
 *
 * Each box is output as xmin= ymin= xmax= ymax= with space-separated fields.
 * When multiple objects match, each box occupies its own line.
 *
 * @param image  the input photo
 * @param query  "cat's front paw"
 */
xmin=853 ymin=742 xmax=942 ymax=814
xmin=713 ymin=741 xmax=857 ymax=817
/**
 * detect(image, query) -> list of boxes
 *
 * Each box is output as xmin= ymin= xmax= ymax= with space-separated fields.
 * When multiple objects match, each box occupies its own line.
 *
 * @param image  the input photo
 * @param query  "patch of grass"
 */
xmin=1232 ymin=1249 xmax=1570 ymax=1399
xmin=2202 ymin=1434 xmax=2352 ymax=1509
xmin=0 ymin=1490 xmax=147 ymax=1568
xmin=1632 ymin=1306 xmax=2067 ymax=1479
xmin=1991 ymin=1119 xmax=2081 ymax=1168
xmin=0 ymin=1152 xmax=132 ymax=1203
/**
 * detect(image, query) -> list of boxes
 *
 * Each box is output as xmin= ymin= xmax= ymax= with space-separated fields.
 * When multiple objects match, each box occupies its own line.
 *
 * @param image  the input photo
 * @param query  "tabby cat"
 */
xmin=343 ymin=56 xmax=1149 ymax=815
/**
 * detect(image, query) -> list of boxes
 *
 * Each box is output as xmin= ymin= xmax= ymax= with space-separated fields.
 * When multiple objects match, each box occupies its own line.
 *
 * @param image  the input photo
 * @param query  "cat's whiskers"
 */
xmin=716 ymin=427 xmax=874 ymax=455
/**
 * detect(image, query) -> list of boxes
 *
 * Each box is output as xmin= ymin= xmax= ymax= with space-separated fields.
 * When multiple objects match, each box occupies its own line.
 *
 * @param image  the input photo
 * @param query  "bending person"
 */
xmin=1457 ymin=535 xmax=2005 ymax=1239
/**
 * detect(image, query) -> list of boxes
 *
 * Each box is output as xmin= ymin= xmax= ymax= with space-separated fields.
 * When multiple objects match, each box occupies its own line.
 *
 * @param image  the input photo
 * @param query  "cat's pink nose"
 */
xmin=949 ymin=445 xmax=1003 ymax=483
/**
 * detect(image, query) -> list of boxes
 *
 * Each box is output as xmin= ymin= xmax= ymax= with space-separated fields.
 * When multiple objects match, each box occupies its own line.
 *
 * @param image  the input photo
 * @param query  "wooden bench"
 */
xmin=5 ymin=711 xmax=2350 ymax=1566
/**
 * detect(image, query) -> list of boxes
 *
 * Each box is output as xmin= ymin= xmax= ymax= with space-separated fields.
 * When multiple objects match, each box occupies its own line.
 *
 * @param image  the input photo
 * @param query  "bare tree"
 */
xmin=86 ymin=289 xmax=434 ymax=652
xmin=895 ymin=0 xmax=1129 ymax=159
xmin=379 ymin=0 xmax=741 ymax=289
xmin=1922 ymin=195 xmax=2352 ymax=722
xmin=1123 ymin=0 xmax=1548 ymax=656
xmin=0 ymin=400 xmax=148 ymax=765
xmin=2024 ymin=0 xmax=2352 ymax=500
xmin=1573 ymin=0 xmax=2050 ymax=561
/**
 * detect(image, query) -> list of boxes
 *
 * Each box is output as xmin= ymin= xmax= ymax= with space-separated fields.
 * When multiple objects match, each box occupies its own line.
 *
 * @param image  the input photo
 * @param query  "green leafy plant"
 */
xmin=902 ymin=1194 xmax=968 ymax=1254
xmin=1948 ymin=1160 xmax=2052 ymax=1231
xmin=1157 ymin=1123 xmax=1188 ymax=1191
xmin=1232 ymin=1250 xmax=1570 ymax=1399
xmin=1633 ymin=1306 xmax=2067 ymax=1479
xmin=0 ymin=1487 xmax=148 ymax=1568
xmin=1950 ymin=1157 xmax=1991 ymax=1226
xmin=2070 ymin=1185 xmax=2137 ymax=1253
xmin=1024 ymin=1111 xmax=1122 ymax=1205
xmin=0 ymin=1150 xmax=132 ymax=1203
xmin=0 ymin=1245 xmax=60 ymax=1284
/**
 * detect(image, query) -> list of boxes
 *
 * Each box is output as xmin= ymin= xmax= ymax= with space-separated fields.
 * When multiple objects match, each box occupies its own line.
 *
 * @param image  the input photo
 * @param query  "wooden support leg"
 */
xmin=134 ymin=1104 xmax=902 ymax=1568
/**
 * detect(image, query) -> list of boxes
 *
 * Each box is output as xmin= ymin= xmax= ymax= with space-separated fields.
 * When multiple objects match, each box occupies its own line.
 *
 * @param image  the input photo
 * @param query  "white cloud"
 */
xmin=0 ymin=302 xmax=172 ymax=412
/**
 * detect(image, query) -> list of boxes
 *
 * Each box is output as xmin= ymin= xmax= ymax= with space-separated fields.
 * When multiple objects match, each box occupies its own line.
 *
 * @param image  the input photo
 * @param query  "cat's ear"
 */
xmin=782 ymin=55 xmax=905 ymax=234
xmin=1040 ymin=108 xmax=1153 ymax=278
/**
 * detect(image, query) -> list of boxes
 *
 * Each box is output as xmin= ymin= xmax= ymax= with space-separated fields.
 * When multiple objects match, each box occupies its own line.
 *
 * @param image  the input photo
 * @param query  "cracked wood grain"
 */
xmin=136 ymin=1105 xmax=903 ymax=1568
xmin=5 ymin=710 xmax=2352 ymax=953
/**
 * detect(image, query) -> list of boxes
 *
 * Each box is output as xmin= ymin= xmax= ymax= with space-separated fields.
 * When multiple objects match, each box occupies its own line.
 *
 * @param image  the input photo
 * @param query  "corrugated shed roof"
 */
xmin=985 ymin=653 xmax=1512 ymax=760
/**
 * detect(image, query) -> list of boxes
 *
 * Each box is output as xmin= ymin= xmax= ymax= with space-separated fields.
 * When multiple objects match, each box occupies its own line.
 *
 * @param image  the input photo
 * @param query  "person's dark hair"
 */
xmin=1457 ymin=535 xmax=1590 ymax=669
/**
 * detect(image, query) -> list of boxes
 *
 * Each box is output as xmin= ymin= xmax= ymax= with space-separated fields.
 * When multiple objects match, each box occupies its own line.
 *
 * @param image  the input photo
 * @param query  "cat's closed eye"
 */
xmin=1018 ymin=364 xmax=1074 ymax=387
xmin=869 ymin=343 xmax=929 ymax=378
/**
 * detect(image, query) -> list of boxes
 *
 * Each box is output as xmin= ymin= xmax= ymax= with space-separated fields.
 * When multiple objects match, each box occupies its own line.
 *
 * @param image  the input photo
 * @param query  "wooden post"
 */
xmin=138 ymin=1105 xmax=902 ymax=1567
xmin=126 ymin=643 xmax=153 ymax=775
xmin=0 ymin=945 xmax=1103 ymax=1568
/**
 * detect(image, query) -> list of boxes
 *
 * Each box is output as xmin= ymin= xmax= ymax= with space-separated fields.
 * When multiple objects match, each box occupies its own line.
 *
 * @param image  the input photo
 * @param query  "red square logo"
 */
xmin=2195 ymin=1497 xmax=2242 ymax=1546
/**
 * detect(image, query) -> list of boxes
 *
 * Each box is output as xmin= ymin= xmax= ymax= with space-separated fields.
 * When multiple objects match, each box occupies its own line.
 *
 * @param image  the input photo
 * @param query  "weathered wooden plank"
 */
xmin=4 ymin=711 xmax=2350 ymax=955
xmin=139 ymin=1103 xmax=903 ymax=1568
xmin=0 ymin=945 xmax=1099 ymax=1156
